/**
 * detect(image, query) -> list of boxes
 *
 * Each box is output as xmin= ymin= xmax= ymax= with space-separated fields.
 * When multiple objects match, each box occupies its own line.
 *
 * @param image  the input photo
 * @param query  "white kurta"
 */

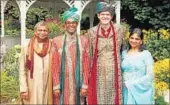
xmin=19 ymin=43 xmax=50 ymax=104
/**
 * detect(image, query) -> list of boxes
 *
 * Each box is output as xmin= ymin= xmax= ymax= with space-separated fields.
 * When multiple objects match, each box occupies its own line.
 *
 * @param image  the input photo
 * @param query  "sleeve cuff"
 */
xmin=81 ymin=84 xmax=88 ymax=89
xmin=20 ymin=88 xmax=28 ymax=93
xmin=53 ymin=84 xmax=60 ymax=91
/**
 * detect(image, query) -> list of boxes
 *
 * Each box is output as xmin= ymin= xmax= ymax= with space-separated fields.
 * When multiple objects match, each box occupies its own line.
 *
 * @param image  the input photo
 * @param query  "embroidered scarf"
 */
xmin=88 ymin=23 xmax=120 ymax=104
xmin=25 ymin=36 xmax=51 ymax=79
xmin=60 ymin=34 xmax=81 ymax=104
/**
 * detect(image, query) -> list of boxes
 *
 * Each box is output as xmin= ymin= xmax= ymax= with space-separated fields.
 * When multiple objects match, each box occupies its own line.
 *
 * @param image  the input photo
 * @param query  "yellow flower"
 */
xmin=154 ymin=59 xmax=170 ymax=75
xmin=155 ymin=81 xmax=168 ymax=96
xmin=154 ymin=59 xmax=170 ymax=97
xmin=142 ymin=29 xmax=147 ymax=34
xmin=143 ymin=29 xmax=158 ymax=44
xmin=158 ymin=29 xmax=170 ymax=40
xmin=125 ymin=31 xmax=130 ymax=40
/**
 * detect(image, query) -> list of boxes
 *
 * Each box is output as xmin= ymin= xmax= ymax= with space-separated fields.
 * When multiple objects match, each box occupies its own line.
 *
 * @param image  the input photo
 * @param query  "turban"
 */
xmin=60 ymin=6 xmax=80 ymax=22
xmin=96 ymin=2 xmax=116 ymax=15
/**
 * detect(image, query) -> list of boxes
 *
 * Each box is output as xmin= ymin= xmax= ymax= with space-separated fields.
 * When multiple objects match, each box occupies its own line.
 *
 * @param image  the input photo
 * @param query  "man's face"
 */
xmin=97 ymin=11 xmax=113 ymax=25
xmin=35 ymin=25 xmax=49 ymax=40
xmin=65 ymin=18 xmax=78 ymax=35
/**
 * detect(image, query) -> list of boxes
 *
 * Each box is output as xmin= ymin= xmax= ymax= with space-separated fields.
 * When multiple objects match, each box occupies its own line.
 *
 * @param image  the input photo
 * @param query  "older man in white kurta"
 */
xmin=19 ymin=21 xmax=53 ymax=104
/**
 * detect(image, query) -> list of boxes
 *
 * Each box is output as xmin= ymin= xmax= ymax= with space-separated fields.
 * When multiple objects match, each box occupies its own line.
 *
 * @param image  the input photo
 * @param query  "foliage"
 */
xmin=4 ymin=1 xmax=55 ymax=37
xmin=155 ymin=80 xmax=169 ymax=96
xmin=4 ymin=1 xmax=20 ymax=20
xmin=26 ymin=29 xmax=34 ymax=38
xmin=154 ymin=59 xmax=170 ymax=89
xmin=121 ymin=22 xmax=131 ymax=40
xmin=121 ymin=0 xmax=170 ymax=29
xmin=5 ymin=29 xmax=20 ymax=36
xmin=3 ymin=45 xmax=21 ymax=78
xmin=155 ymin=96 xmax=168 ymax=105
xmin=26 ymin=7 xmax=53 ymax=29
xmin=1 ymin=45 xmax=21 ymax=103
xmin=146 ymin=39 xmax=170 ymax=61
xmin=46 ymin=22 xmax=64 ymax=38
xmin=154 ymin=58 xmax=169 ymax=104
xmin=143 ymin=29 xmax=170 ymax=61
xmin=158 ymin=29 xmax=170 ymax=40
xmin=1 ymin=71 xmax=19 ymax=103
xmin=4 ymin=4 xmax=20 ymax=36
xmin=4 ymin=19 xmax=20 ymax=30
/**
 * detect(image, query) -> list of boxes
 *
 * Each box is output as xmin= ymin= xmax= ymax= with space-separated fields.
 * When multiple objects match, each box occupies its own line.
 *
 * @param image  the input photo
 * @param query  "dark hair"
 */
xmin=126 ymin=28 xmax=146 ymax=52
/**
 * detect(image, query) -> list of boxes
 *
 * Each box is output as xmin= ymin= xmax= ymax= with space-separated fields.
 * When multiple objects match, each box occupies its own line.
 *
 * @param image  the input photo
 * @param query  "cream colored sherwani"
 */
xmin=19 ymin=42 xmax=52 ymax=104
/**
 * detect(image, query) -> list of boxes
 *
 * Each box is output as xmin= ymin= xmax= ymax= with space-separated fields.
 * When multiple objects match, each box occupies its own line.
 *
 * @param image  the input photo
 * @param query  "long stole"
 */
xmin=60 ymin=35 xmax=81 ymax=104
xmin=110 ymin=23 xmax=120 ymax=104
xmin=88 ymin=23 xmax=120 ymax=104
xmin=88 ymin=25 xmax=100 ymax=104
xmin=47 ymin=47 xmax=53 ymax=104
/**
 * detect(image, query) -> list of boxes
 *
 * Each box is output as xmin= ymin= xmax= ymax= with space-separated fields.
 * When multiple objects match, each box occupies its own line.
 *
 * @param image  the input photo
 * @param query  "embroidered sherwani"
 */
xmin=52 ymin=34 xmax=90 ymax=104
xmin=19 ymin=42 xmax=53 ymax=104
xmin=88 ymin=23 xmax=126 ymax=104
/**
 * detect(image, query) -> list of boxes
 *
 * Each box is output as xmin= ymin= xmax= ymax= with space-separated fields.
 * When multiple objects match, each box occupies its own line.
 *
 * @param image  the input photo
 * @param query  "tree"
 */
xmin=26 ymin=7 xmax=53 ymax=29
xmin=121 ymin=0 xmax=170 ymax=29
xmin=4 ymin=1 xmax=20 ymax=36
xmin=4 ymin=1 xmax=54 ymax=36
xmin=4 ymin=1 xmax=20 ymax=20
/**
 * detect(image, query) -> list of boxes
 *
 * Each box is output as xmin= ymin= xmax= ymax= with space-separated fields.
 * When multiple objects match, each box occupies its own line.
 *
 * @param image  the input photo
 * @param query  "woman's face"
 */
xmin=129 ymin=33 xmax=142 ymax=49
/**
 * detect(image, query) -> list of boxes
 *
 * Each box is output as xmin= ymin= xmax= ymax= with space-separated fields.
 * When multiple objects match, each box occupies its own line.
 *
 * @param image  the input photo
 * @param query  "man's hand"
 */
xmin=54 ymin=89 xmax=60 ymax=97
xmin=80 ymin=88 xmax=88 ymax=97
xmin=21 ymin=92 xmax=29 ymax=100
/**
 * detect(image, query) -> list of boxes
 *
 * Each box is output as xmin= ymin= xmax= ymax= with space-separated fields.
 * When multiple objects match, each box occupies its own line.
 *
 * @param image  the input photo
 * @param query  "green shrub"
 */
xmin=47 ymin=22 xmax=64 ymax=38
xmin=155 ymin=96 xmax=168 ymax=105
xmin=1 ymin=71 xmax=19 ymax=103
xmin=4 ymin=20 xmax=20 ymax=36
xmin=1 ymin=45 xmax=21 ymax=103
xmin=143 ymin=29 xmax=170 ymax=61
xmin=147 ymin=39 xmax=170 ymax=61
xmin=26 ymin=29 xmax=34 ymax=38
xmin=5 ymin=29 xmax=20 ymax=36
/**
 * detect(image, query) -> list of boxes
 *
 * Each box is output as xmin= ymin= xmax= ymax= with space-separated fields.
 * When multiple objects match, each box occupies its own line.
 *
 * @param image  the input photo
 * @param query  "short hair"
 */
xmin=34 ymin=21 xmax=49 ymax=31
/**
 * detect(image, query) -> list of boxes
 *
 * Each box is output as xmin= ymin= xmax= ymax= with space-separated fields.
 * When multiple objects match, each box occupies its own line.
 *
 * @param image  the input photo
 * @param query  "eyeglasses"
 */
xmin=65 ymin=21 xmax=77 ymax=25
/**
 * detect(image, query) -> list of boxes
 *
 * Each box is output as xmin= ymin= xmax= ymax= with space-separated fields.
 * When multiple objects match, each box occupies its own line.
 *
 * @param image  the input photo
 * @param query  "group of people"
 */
xmin=19 ymin=1 xmax=154 ymax=105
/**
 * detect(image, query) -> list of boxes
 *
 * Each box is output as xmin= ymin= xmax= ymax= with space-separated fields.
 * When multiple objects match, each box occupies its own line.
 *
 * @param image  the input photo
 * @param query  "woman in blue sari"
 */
xmin=121 ymin=28 xmax=154 ymax=104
